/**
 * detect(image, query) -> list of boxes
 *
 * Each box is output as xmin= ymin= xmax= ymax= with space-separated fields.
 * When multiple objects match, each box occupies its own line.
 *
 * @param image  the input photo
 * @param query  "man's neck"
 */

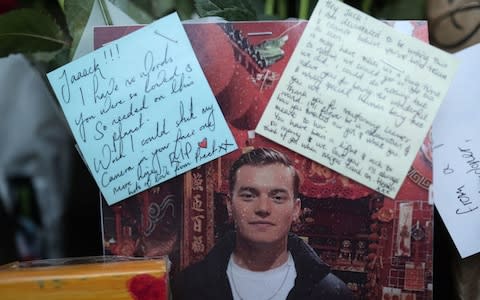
xmin=232 ymin=237 xmax=289 ymax=272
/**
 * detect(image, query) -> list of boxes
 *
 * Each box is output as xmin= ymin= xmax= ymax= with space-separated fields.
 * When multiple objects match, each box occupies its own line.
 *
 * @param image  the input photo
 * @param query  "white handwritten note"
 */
xmin=256 ymin=0 xmax=458 ymax=198
xmin=47 ymin=13 xmax=237 ymax=205
xmin=433 ymin=43 xmax=480 ymax=258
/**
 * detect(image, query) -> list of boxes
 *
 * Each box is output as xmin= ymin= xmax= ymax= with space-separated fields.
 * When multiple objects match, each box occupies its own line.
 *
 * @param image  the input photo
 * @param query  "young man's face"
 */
xmin=228 ymin=163 xmax=301 ymax=246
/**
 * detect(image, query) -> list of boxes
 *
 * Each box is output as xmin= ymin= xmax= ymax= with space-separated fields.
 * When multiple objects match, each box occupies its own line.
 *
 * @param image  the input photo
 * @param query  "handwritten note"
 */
xmin=47 ymin=13 xmax=237 ymax=205
xmin=256 ymin=0 xmax=458 ymax=198
xmin=433 ymin=43 xmax=480 ymax=258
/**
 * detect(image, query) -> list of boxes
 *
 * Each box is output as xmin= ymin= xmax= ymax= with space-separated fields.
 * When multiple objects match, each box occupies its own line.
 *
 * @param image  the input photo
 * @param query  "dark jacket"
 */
xmin=172 ymin=231 xmax=353 ymax=300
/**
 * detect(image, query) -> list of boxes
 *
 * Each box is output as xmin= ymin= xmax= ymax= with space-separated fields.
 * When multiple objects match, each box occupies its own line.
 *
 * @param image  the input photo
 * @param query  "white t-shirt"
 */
xmin=226 ymin=252 xmax=297 ymax=300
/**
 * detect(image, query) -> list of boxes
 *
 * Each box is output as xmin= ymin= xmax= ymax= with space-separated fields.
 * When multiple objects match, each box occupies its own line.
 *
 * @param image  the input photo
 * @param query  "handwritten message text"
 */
xmin=432 ymin=43 xmax=480 ymax=258
xmin=257 ymin=0 xmax=458 ymax=198
xmin=47 ymin=13 xmax=237 ymax=205
xmin=434 ymin=139 xmax=480 ymax=258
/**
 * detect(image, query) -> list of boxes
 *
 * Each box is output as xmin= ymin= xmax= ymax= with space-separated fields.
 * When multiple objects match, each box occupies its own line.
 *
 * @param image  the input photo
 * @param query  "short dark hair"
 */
xmin=228 ymin=147 xmax=300 ymax=197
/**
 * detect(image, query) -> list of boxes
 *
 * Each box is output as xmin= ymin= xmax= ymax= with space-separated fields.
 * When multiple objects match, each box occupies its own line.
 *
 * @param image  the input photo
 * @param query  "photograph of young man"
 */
xmin=172 ymin=147 xmax=353 ymax=300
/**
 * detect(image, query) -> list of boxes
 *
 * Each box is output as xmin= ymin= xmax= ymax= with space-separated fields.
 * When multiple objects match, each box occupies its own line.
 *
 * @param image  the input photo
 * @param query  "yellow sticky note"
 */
xmin=256 ymin=0 xmax=458 ymax=198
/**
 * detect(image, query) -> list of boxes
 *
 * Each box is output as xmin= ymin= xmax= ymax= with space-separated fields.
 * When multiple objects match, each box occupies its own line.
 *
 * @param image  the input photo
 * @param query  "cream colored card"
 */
xmin=256 ymin=0 xmax=458 ymax=198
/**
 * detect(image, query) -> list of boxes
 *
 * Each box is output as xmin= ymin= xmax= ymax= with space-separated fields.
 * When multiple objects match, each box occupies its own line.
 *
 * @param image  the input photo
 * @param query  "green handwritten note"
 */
xmin=47 ymin=13 xmax=237 ymax=205
xmin=256 ymin=0 xmax=458 ymax=198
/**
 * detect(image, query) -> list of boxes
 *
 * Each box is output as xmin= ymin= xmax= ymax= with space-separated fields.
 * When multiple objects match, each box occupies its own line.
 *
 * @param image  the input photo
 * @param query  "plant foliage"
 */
xmin=64 ymin=0 xmax=94 ymax=57
xmin=195 ymin=0 xmax=257 ymax=21
xmin=0 ymin=8 xmax=67 ymax=57
xmin=0 ymin=0 xmax=425 ymax=65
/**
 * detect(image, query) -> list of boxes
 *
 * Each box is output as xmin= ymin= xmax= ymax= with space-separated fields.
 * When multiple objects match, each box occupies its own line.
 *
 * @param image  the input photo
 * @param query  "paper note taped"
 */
xmin=433 ymin=43 xmax=480 ymax=258
xmin=47 ymin=13 xmax=237 ymax=205
xmin=256 ymin=0 xmax=458 ymax=198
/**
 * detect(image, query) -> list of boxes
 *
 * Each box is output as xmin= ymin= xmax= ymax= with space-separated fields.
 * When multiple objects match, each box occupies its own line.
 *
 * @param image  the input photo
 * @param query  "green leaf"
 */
xmin=0 ymin=8 xmax=68 ymax=57
xmin=64 ymin=0 xmax=94 ymax=59
xmin=108 ymin=0 xmax=154 ymax=24
xmin=175 ymin=1 xmax=195 ymax=20
xmin=372 ymin=0 xmax=426 ymax=19
xmin=151 ymin=0 xmax=176 ymax=18
xmin=195 ymin=0 xmax=257 ymax=21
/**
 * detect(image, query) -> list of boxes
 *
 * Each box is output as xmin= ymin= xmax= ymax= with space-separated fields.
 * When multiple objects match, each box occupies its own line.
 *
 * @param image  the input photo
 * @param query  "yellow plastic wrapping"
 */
xmin=0 ymin=256 xmax=169 ymax=300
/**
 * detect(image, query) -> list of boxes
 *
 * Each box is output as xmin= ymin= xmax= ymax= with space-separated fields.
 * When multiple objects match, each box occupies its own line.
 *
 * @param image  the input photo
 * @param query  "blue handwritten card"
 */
xmin=47 ymin=13 xmax=237 ymax=205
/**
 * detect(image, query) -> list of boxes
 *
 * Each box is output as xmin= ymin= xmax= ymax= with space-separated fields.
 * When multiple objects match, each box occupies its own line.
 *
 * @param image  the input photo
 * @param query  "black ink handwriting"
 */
xmin=455 ymin=185 xmax=479 ymax=215
xmin=93 ymin=75 xmax=119 ymax=103
xmin=101 ymin=165 xmax=134 ymax=188
xmin=75 ymin=112 xmax=96 ymax=143
xmin=195 ymin=138 xmax=235 ymax=163
xmin=176 ymin=97 xmax=197 ymax=127
xmin=111 ymin=95 xmax=148 ymax=126
xmin=458 ymin=146 xmax=480 ymax=175
xmin=168 ymin=128 xmax=194 ymax=174
xmin=141 ymin=118 xmax=169 ymax=146
xmin=443 ymin=164 xmax=454 ymax=175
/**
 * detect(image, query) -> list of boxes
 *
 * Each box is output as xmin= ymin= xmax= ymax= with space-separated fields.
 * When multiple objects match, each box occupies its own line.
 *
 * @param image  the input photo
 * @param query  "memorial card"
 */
xmin=433 ymin=43 xmax=480 ymax=258
xmin=256 ymin=0 xmax=458 ymax=198
xmin=47 ymin=13 xmax=237 ymax=205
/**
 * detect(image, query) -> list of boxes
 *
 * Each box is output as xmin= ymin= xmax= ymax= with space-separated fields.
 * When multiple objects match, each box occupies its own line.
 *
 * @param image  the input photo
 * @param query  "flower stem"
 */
xmin=98 ymin=0 xmax=113 ymax=25
xmin=362 ymin=0 xmax=373 ymax=14
xmin=265 ymin=0 xmax=275 ymax=15
xmin=298 ymin=0 xmax=310 ymax=19
xmin=278 ymin=0 xmax=287 ymax=19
